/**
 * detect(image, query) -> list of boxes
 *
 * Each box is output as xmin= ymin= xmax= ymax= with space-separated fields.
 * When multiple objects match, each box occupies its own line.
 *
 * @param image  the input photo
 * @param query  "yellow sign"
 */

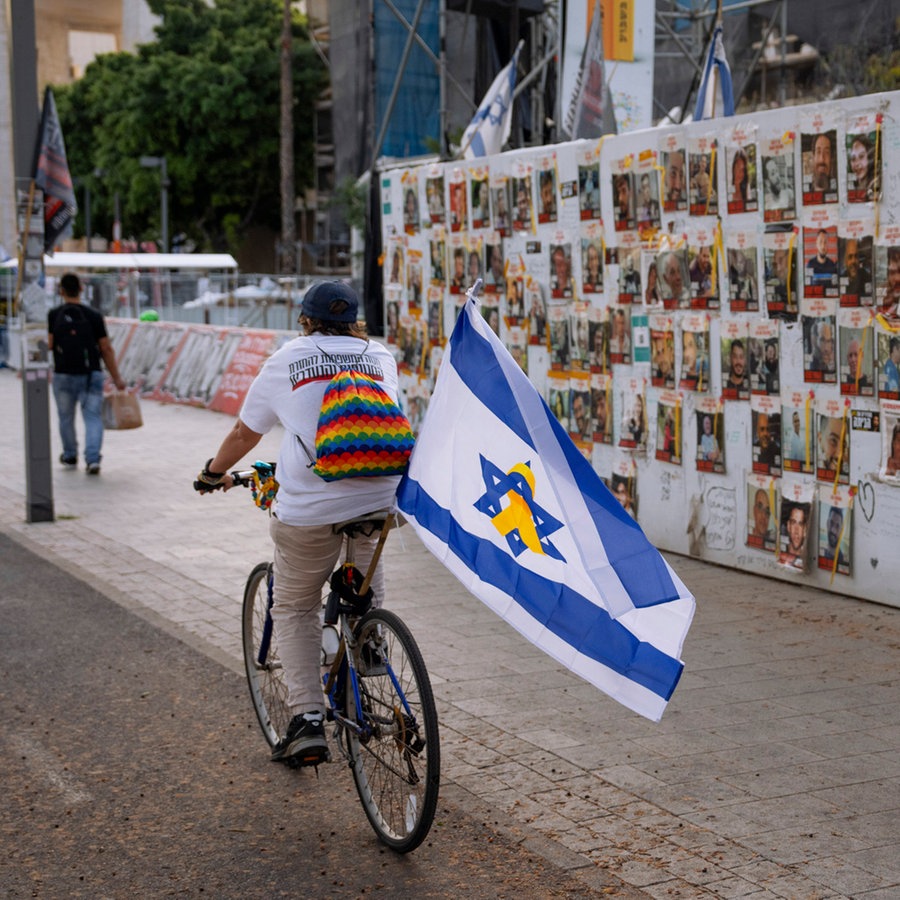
xmin=602 ymin=0 xmax=634 ymax=62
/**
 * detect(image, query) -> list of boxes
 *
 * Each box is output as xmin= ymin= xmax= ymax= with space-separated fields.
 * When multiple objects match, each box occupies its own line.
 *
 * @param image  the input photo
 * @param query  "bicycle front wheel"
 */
xmin=242 ymin=561 xmax=290 ymax=747
xmin=346 ymin=608 xmax=440 ymax=853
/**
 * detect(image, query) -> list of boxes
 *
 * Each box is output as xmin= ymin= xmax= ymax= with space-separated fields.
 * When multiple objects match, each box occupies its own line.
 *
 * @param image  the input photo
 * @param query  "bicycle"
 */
xmin=232 ymin=461 xmax=440 ymax=853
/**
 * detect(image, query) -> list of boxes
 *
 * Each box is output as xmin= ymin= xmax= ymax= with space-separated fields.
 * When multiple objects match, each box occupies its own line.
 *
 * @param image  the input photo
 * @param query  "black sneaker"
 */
xmin=86 ymin=463 xmax=101 ymax=475
xmin=271 ymin=711 xmax=329 ymax=766
xmin=60 ymin=454 xmax=77 ymax=467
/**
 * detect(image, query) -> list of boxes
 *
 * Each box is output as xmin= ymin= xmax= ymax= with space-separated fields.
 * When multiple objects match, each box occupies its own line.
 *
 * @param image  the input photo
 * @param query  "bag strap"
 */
xmin=293 ymin=341 xmax=371 ymax=467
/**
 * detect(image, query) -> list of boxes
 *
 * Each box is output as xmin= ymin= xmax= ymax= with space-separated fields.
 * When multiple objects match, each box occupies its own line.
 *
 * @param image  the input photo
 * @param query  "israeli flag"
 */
xmin=694 ymin=24 xmax=735 ymax=121
xmin=461 ymin=41 xmax=523 ymax=160
xmin=397 ymin=283 xmax=695 ymax=721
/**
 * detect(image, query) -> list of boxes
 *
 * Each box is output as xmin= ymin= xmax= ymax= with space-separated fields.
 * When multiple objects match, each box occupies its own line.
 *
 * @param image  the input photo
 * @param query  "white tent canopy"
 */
xmin=42 ymin=252 xmax=238 ymax=270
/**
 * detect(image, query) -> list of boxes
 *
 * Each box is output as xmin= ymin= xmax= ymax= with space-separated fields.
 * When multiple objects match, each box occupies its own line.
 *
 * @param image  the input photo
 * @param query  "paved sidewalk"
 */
xmin=1 ymin=366 xmax=899 ymax=899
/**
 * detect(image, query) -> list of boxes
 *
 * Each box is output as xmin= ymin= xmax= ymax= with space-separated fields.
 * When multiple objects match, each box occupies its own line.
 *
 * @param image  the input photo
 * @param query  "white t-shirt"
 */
xmin=240 ymin=334 xmax=402 ymax=526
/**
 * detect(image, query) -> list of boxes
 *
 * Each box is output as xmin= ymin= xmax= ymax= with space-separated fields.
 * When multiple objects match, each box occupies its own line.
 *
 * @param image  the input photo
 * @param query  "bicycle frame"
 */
xmin=322 ymin=613 xmax=419 ymax=750
xmin=236 ymin=472 xmax=440 ymax=851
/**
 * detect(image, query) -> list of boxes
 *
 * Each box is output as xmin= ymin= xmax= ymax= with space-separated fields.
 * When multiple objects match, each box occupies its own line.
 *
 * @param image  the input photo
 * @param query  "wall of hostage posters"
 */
xmin=378 ymin=90 xmax=900 ymax=609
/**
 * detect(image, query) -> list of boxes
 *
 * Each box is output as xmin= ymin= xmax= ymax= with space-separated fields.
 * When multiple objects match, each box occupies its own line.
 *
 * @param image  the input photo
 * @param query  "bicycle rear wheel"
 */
xmin=347 ymin=608 xmax=440 ymax=853
xmin=242 ymin=561 xmax=290 ymax=747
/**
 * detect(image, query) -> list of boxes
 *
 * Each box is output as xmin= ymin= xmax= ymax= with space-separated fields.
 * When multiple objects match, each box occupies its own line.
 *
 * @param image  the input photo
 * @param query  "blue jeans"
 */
xmin=52 ymin=370 xmax=106 ymax=465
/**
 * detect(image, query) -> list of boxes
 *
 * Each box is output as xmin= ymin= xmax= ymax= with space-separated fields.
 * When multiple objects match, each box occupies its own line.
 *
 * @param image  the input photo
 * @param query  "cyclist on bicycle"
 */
xmin=194 ymin=281 xmax=402 ymax=766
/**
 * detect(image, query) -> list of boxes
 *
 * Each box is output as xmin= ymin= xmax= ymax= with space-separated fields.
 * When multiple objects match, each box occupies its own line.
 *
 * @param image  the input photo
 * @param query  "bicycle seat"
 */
xmin=332 ymin=510 xmax=404 ymax=537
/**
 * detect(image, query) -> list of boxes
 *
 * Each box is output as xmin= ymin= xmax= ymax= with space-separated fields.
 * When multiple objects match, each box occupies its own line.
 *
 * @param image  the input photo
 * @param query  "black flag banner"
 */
xmin=565 ymin=0 xmax=617 ymax=140
xmin=32 ymin=87 xmax=77 ymax=253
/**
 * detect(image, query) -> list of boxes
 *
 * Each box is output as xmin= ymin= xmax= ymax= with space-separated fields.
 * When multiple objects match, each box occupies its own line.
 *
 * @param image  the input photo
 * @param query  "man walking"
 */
xmin=48 ymin=272 xmax=126 ymax=474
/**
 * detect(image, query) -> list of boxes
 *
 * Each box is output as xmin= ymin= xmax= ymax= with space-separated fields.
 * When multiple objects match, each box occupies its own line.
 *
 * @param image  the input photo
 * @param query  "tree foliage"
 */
xmin=819 ymin=18 xmax=900 ymax=98
xmin=54 ymin=0 xmax=325 ymax=253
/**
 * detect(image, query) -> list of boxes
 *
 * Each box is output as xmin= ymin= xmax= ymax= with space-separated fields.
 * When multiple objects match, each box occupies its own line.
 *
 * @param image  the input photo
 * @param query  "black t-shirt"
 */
xmin=48 ymin=302 xmax=108 ymax=374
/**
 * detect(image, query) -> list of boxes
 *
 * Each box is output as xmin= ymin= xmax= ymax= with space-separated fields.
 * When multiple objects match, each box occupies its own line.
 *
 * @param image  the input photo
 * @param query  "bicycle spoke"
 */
xmin=344 ymin=609 xmax=439 ymax=853
xmin=242 ymin=562 xmax=291 ymax=747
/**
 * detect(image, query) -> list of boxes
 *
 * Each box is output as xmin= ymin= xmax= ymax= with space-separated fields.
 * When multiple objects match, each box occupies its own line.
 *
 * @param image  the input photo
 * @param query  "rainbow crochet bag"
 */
xmin=312 ymin=369 xmax=415 ymax=481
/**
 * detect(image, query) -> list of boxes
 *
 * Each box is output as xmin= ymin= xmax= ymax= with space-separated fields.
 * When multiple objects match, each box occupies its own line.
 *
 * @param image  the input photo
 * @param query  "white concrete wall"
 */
xmin=379 ymin=91 xmax=900 ymax=609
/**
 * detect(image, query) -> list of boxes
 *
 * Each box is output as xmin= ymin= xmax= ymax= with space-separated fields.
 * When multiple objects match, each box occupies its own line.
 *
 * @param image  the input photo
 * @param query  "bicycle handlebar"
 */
xmin=194 ymin=460 xmax=277 ymax=495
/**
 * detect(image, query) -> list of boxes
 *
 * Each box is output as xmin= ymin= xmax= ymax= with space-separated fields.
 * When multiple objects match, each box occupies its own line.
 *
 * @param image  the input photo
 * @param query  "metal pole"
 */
xmin=11 ymin=0 xmax=53 ymax=523
xmin=160 ymin=157 xmax=169 ymax=254
xmin=439 ymin=0 xmax=447 ymax=157
xmin=779 ymin=0 xmax=787 ymax=106
xmin=84 ymin=183 xmax=91 ymax=252
xmin=113 ymin=191 xmax=121 ymax=245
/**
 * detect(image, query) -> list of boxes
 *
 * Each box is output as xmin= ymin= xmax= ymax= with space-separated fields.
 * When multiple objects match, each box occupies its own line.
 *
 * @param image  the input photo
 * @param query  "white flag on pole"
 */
xmin=461 ymin=42 xmax=523 ymax=160
xmin=694 ymin=23 xmax=735 ymax=121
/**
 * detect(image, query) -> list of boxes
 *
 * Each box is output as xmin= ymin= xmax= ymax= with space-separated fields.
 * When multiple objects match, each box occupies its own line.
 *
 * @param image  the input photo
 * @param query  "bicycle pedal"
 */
xmin=284 ymin=746 xmax=331 ymax=769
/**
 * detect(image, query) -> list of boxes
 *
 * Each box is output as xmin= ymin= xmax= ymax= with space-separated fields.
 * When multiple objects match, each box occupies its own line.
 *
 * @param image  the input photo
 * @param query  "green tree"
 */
xmin=54 ymin=0 xmax=325 ymax=255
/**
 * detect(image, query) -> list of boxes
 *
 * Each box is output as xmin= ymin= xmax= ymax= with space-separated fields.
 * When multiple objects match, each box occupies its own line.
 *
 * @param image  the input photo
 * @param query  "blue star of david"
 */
xmin=487 ymin=93 xmax=509 ymax=127
xmin=473 ymin=455 xmax=566 ymax=561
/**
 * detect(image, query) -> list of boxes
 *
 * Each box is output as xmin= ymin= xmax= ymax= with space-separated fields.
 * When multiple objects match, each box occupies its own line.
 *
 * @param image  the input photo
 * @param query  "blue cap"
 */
xmin=301 ymin=281 xmax=359 ymax=323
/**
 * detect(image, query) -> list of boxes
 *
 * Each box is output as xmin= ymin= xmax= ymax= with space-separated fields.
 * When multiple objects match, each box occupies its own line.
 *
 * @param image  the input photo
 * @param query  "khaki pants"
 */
xmin=269 ymin=516 xmax=385 ymax=716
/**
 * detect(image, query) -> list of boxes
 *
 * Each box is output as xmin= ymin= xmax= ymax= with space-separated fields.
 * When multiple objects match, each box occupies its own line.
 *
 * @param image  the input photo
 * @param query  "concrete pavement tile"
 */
xmin=666 ymin=683 xmax=775 ymax=711
xmin=552 ymin=737 xmax=664 ymax=770
xmin=735 ymin=825 xmax=871 ymax=866
xmin=703 ymin=792 xmax=843 ymax=834
xmin=853 ymin=702 xmax=900 ymax=727
xmin=791 ymin=855 xmax=895 ymax=896
xmin=597 ymin=764 xmax=670 ymax=794
xmin=809 ymin=777 xmax=900 ymax=815
xmin=753 ymin=872 xmax=845 ymax=898
xmin=679 ymin=806 xmax=775 ymax=840
xmin=516 ymin=726 xmax=585 ymax=750
xmin=791 ymin=729 xmax=896 ymax=759
xmin=776 ymin=683 xmax=900 ymax=715
xmin=553 ymin=815 xmax=634 ymax=854
xmin=723 ymin=754 xmax=900 ymax=800
xmin=453 ymin=769 xmax=511 ymax=795
xmin=829 ymin=809 xmax=900 ymax=847
xmin=699 ymin=875 xmax=775 ymax=897
xmin=493 ymin=792 xmax=575 ymax=834
xmin=640 ymin=879 xmax=722 ymax=898
xmin=639 ymin=777 xmax=759 ymax=815
xmin=708 ymin=701 xmax=853 ymax=747
xmin=482 ymin=759 xmax=560 ymax=795
xmin=530 ymin=787 xmax=617 ymax=824
xmin=606 ymin=852 xmax=688 ymax=889
xmin=631 ymin=729 xmax=742 ymax=758
xmin=507 ymin=751 xmax=588 ymax=783
xmin=726 ymin=856 xmax=802 ymax=887
xmin=692 ymin=841 xmax=769 ymax=873
xmin=657 ymin=849 xmax=740 ymax=887
xmin=637 ymin=742 xmax=826 ymax=785
xmin=850 ymin=888 xmax=900 ymax=899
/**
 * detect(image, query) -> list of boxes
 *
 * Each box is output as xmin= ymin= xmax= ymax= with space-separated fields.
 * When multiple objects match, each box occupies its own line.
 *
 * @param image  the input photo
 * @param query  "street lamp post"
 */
xmin=139 ymin=155 xmax=169 ymax=253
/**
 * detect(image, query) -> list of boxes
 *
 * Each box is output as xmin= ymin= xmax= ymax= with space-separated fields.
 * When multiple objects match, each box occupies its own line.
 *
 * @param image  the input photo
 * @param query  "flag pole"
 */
xmin=709 ymin=0 xmax=723 ymax=117
xmin=12 ymin=179 xmax=37 ymax=321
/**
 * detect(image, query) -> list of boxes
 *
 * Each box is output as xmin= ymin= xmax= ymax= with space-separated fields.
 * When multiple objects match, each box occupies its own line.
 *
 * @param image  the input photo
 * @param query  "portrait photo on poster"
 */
xmin=817 ymin=486 xmax=852 ymax=575
xmin=779 ymin=497 xmax=812 ymax=572
xmin=839 ymin=233 xmax=874 ymax=306
xmin=879 ymin=406 xmax=900 ymax=483
xmin=610 ymin=470 xmax=637 ymax=519
xmin=578 ymin=160 xmax=601 ymax=220
xmin=696 ymin=405 xmax=725 ymax=473
xmin=746 ymin=476 xmax=779 ymax=552
xmin=662 ymin=146 xmax=687 ymax=212
xmin=727 ymin=244 xmax=759 ymax=312
xmin=815 ymin=410 xmax=850 ymax=483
